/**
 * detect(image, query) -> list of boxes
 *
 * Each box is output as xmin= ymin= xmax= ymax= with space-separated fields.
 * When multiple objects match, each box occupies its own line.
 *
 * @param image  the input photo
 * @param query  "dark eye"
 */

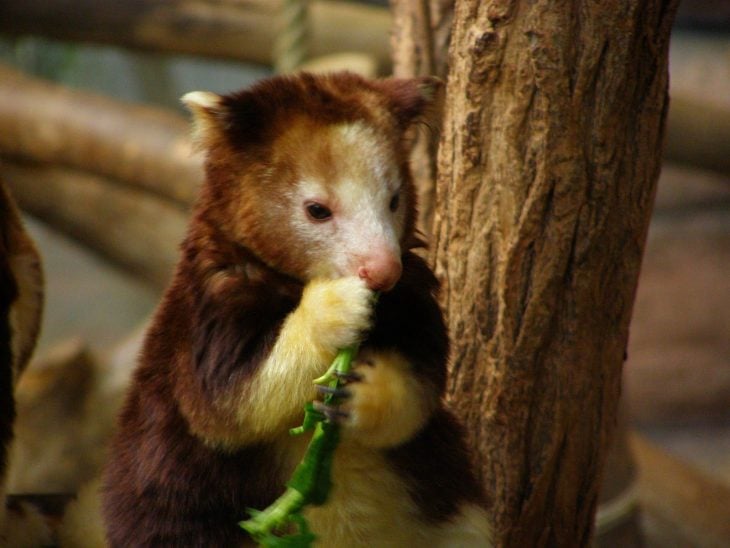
xmin=306 ymin=202 xmax=333 ymax=221
xmin=389 ymin=192 xmax=400 ymax=212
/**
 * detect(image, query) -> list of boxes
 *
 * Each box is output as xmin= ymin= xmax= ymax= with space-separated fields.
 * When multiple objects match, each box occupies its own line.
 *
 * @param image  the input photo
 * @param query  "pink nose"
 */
xmin=358 ymin=253 xmax=402 ymax=292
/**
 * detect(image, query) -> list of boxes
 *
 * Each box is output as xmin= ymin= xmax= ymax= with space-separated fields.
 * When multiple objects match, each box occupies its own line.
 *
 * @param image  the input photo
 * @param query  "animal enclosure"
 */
xmin=0 ymin=1 xmax=729 ymax=546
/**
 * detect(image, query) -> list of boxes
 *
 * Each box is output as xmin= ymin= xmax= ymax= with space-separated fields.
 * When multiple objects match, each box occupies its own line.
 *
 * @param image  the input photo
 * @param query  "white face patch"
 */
xmin=290 ymin=122 xmax=406 ymax=287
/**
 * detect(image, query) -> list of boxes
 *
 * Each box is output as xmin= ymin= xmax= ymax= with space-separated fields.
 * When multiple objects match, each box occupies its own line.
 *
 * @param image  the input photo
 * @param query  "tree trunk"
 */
xmin=431 ymin=1 xmax=678 ymax=545
xmin=594 ymin=400 xmax=643 ymax=547
xmin=390 ymin=0 xmax=454 ymax=237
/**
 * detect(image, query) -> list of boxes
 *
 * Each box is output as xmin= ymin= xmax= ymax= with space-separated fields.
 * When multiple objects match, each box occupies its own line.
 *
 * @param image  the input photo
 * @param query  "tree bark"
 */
xmin=431 ymin=1 xmax=678 ymax=545
xmin=0 ymin=0 xmax=391 ymax=72
xmin=0 ymin=64 xmax=201 ymax=208
xmin=594 ymin=400 xmax=643 ymax=547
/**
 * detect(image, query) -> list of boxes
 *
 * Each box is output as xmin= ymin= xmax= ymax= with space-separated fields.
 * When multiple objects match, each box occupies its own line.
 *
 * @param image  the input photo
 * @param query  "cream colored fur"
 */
xmin=433 ymin=504 xmax=494 ymax=547
xmin=227 ymin=276 xmax=373 ymax=442
xmin=342 ymin=349 xmax=434 ymax=448
xmin=301 ymin=349 xmax=491 ymax=546
xmin=180 ymin=91 xmax=224 ymax=150
xmin=233 ymin=277 xmax=490 ymax=544
xmin=304 ymin=443 xmax=424 ymax=546
xmin=290 ymin=122 xmax=406 ymax=283
xmin=222 ymin=276 xmax=492 ymax=545
xmin=305 ymin=442 xmax=492 ymax=547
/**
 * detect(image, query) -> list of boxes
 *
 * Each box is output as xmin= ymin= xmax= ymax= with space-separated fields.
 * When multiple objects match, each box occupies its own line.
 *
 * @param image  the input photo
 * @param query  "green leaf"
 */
xmin=240 ymin=335 xmax=369 ymax=546
xmin=289 ymin=402 xmax=325 ymax=436
xmin=286 ymin=422 xmax=340 ymax=505
xmin=241 ymin=511 xmax=316 ymax=548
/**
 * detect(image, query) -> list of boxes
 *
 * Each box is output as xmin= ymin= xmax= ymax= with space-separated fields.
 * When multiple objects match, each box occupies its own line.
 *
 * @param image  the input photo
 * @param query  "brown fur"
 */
xmin=102 ymin=72 xmax=486 ymax=547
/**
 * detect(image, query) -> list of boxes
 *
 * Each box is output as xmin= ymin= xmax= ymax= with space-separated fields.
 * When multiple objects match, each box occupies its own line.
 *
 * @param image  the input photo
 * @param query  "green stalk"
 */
xmin=239 ymin=344 xmax=359 ymax=546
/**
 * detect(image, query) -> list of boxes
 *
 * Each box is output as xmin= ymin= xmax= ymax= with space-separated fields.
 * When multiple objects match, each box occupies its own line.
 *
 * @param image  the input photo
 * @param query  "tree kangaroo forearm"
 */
xmin=244 ymin=317 xmax=330 ymax=436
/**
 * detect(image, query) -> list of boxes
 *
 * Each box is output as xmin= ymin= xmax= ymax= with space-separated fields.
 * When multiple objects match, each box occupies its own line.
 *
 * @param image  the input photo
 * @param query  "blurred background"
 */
xmin=0 ymin=1 xmax=728 ymax=546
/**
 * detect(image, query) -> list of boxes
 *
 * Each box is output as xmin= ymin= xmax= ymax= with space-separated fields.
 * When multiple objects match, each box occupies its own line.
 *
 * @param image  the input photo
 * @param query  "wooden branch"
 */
xmin=0 ymin=0 xmax=391 ymax=71
xmin=631 ymin=432 xmax=730 ymax=546
xmin=431 ymin=1 xmax=678 ymax=544
xmin=0 ymin=64 xmax=201 ymax=207
xmin=0 ymin=160 xmax=187 ymax=288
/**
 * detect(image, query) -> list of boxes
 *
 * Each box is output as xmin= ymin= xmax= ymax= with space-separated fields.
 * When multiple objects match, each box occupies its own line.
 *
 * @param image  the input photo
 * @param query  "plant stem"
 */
xmin=239 ymin=344 xmax=359 ymax=545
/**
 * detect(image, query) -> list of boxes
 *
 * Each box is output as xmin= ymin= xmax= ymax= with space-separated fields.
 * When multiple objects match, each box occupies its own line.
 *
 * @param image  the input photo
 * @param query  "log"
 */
xmin=653 ymin=163 xmax=730 ymax=213
xmin=0 ymin=64 xmax=202 ymax=207
xmin=665 ymin=95 xmax=730 ymax=177
xmin=0 ymin=0 xmax=392 ymax=71
xmin=0 ymin=160 xmax=187 ymax=288
xmin=299 ymin=52 xmax=378 ymax=78
xmin=430 ymin=0 xmax=678 ymax=544
xmin=631 ymin=432 xmax=730 ymax=547
xmin=675 ymin=0 xmax=730 ymax=30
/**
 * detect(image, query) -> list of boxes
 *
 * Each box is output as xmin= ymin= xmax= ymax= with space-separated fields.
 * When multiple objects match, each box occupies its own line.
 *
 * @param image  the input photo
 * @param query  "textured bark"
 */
xmin=0 ymin=161 xmax=186 ymax=288
xmin=0 ymin=0 xmax=391 ymax=71
xmin=0 ymin=64 xmax=201 ymax=207
xmin=390 ymin=0 xmax=454 ymax=236
xmin=431 ymin=1 xmax=678 ymax=545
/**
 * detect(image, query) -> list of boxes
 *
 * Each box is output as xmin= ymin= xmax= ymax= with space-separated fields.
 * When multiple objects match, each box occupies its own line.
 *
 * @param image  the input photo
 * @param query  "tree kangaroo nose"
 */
xmin=358 ymin=253 xmax=402 ymax=292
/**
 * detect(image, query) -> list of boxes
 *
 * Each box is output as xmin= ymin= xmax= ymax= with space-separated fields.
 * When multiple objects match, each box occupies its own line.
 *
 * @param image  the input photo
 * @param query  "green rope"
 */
xmin=274 ymin=0 xmax=310 ymax=74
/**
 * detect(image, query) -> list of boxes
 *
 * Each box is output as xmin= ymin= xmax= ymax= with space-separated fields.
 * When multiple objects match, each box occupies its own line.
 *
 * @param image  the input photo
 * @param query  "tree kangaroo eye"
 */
xmin=389 ymin=193 xmax=400 ymax=212
xmin=306 ymin=202 xmax=333 ymax=221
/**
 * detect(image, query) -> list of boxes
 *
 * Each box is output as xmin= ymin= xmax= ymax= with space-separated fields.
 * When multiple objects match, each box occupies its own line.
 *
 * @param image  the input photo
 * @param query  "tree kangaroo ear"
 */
xmin=376 ymin=76 xmax=445 ymax=130
xmin=181 ymin=91 xmax=227 ymax=151
xmin=182 ymin=85 xmax=280 ymax=153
